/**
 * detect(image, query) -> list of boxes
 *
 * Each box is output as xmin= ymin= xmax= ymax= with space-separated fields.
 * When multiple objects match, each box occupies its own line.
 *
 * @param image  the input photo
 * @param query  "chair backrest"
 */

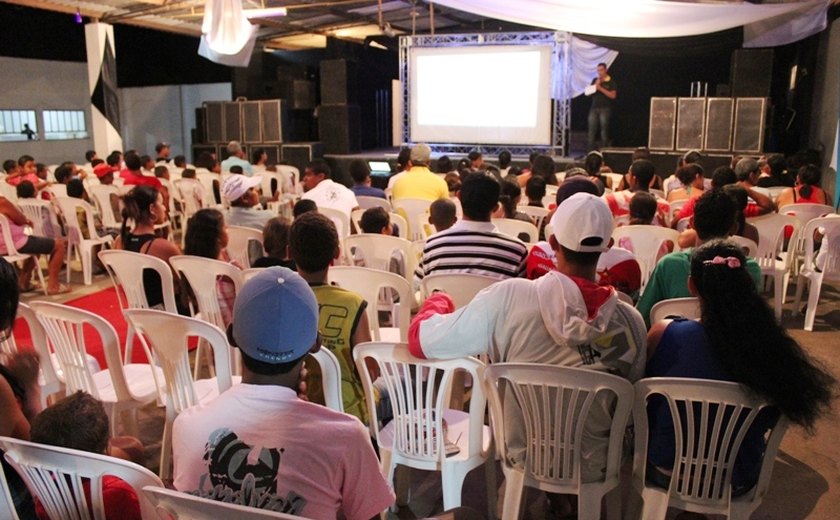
xmin=668 ymin=199 xmax=689 ymax=226
xmin=319 ymin=206 xmax=351 ymax=239
xmin=45 ymin=184 xmax=67 ymax=199
xmin=0 ymin=180 xmax=17 ymax=203
xmin=516 ymin=205 xmax=550 ymax=231
xmin=124 ymin=309 xmax=233 ymax=414
xmin=344 ymin=233 xmax=415 ymax=276
xmin=392 ymin=198 xmax=433 ymax=241
xmin=16 ymin=198 xmax=60 ymax=238
xmin=0 ymin=213 xmax=23 ymax=256
xmin=142 ymin=485 xmax=308 ymax=519
xmin=729 ymin=235 xmax=758 ymax=258
xmin=227 ymin=225 xmax=264 ymax=268
xmin=492 ymin=218 xmax=538 ymax=244
xmin=801 ymin=216 xmax=840 ymax=277
xmin=275 ymin=165 xmax=301 ymax=195
xmin=649 ymin=297 xmax=701 ymax=324
xmin=633 ymin=378 xmax=789 ymax=510
xmin=0 ymin=436 xmax=163 ymax=520
xmin=169 ymin=255 xmax=243 ymax=331
xmin=54 ymin=196 xmax=99 ymax=243
xmin=98 ymin=249 xmax=180 ymax=313
xmin=484 ymin=363 xmax=633 ymax=487
xmin=174 ymin=178 xmax=205 ymax=217
xmin=241 ymin=267 xmax=266 ymax=283
xmin=0 ymin=452 xmax=20 ymax=519
xmin=195 ymin=171 xmax=219 ymax=206
xmin=780 ymin=203 xmax=834 ymax=226
xmin=309 ymin=347 xmax=344 ymax=412
xmin=749 ymin=213 xmax=801 ymax=270
xmin=15 ymin=303 xmax=63 ymax=407
xmin=356 ymin=195 xmax=392 ymax=211
xmin=353 ymin=342 xmax=486 ymax=462
xmin=30 ymin=301 xmax=131 ymax=402
xmin=420 ymin=272 xmax=498 ymax=309
xmin=329 ymin=266 xmax=412 ymax=342
xmin=259 ymin=170 xmax=289 ymax=199
xmin=89 ymin=184 xmax=123 ymax=230
xmin=612 ymin=225 xmax=681 ymax=287
xmin=350 ymin=209 xmax=408 ymax=240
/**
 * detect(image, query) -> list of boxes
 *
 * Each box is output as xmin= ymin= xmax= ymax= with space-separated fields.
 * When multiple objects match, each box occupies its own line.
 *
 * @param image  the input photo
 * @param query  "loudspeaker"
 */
xmin=258 ymin=145 xmax=281 ymax=165
xmin=242 ymin=101 xmax=262 ymax=143
xmin=203 ymin=102 xmax=225 ymax=144
xmin=191 ymin=144 xmax=218 ymax=165
xmin=260 ymin=100 xmax=287 ymax=143
xmin=648 ymin=98 xmax=677 ymax=150
xmin=676 ymin=98 xmax=706 ymax=151
xmin=704 ymin=98 xmax=734 ymax=152
xmin=282 ymin=142 xmax=324 ymax=173
xmin=731 ymin=49 xmax=773 ymax=98
xmin=223 ymin=102 xmax=243 ymax=143
xmin=733 ymin=97 xmax=767 ymax=153
xmin=318 ymin=104 xmax=361 ymax=154
xmin=320 ymin=59 xmax=358 ymax=105
xmin=194 ymin=108 xmax=207 ymax=143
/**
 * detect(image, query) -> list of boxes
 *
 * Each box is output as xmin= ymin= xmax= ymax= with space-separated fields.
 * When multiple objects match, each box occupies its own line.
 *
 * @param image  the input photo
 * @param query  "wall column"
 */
xmin=85 ymin=22 xmax=123 ymax=154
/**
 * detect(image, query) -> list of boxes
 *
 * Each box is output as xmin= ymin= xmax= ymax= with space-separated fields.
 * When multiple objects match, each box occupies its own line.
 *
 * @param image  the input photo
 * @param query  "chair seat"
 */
xmin=51 ymin=352 xmax=101 ymax=382
xmin=378 ymin=409 xmax=492 ymax=463
xmin=379 ymin=327 xmax=402 ymax=343
xmin=91 ymin=364 xmax=164 ymax=403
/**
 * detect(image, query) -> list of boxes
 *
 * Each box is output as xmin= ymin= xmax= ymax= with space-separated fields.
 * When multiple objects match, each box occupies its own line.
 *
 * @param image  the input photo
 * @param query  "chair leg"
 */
xmin=500 ymin=469 xmax=525 ymax=520
xmin=604 ymin=486 xmax=622 ymax=520
xmin=124 ymin=328 xmax=135 ymax=365
xmin=804 ymin=274 xmax=824 ymax=332
xmin=159 ymin=416 xmax=173 ymax=480
xmin=639 ymin=488 xmax=669 ymax=520
xmin=577 ymin=490 xmax=603 ymax=520
xmin=82 ymin=245 xmax=93 ymax=285
xmin=793 ymin=273 xmax=806 ymax=311
xmin=65 ymin=244 xmax=74 ymax=284
xmin=773 ymin=271 xmax=784 ymax=320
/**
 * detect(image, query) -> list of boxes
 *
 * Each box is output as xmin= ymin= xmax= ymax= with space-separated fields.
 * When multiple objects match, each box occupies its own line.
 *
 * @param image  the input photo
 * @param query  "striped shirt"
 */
xmin=415 ymin=220 xmax=527 ymax=281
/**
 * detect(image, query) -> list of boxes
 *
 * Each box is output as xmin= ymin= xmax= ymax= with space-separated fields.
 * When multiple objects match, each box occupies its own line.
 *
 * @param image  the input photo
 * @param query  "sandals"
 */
xmin=46 ymin=284 xmax=72 ymax=295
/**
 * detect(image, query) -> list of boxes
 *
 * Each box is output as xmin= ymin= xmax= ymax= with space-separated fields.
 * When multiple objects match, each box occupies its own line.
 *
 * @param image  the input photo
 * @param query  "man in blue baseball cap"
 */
xmin=172 ymin=267 xmax=394 ymax=519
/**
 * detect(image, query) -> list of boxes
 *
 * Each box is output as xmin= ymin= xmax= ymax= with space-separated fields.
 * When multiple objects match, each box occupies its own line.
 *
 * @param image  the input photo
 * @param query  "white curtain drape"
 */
xmin=432 ymin=0 xmax=827 ymax=41
xmin=198 ymin=0 xmax=257 ymax=67
xmin=744 ymin=0 xmax=828 ymax=48
xmin=569 ymin=37 xmax=618 ymax=98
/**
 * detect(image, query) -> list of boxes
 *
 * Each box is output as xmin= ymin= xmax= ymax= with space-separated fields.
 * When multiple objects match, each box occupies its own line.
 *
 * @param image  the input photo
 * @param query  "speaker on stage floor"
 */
xmin=320 ymin=59 xmax=358 ymax=105
xmin=282 ymin=142 xmax=323 ymax=173
xmin=676 ymin=98 xmax=706 ymax=151
xmin=191 ymin=144 xmax=218 ymax=165
xmin=318 ymin=104 xmax=360 ymax=154
xmin=648 ymin=98 xmax=677 ymax=150
xmin=203 ymin=102 xmax=225 ymax=144
xmin=704 ymin=98 xmax=734 ymax=152
xmin=223 ymin=102 xmax=243 ymax=143
xmin=733 ymin=98 xmax=767 ymax=153
xmin=731 ymin=49 xmax=773 ymax=98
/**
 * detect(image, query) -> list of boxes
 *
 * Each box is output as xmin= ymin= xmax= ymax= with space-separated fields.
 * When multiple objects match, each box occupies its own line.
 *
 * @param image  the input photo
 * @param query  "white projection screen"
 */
xmin=409 ymin=45 xmax=553 ymax=145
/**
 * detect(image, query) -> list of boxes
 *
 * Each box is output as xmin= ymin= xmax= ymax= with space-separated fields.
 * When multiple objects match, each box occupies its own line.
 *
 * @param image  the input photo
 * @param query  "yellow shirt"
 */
xmin=392 ymin=165 xmax=449 ymax=202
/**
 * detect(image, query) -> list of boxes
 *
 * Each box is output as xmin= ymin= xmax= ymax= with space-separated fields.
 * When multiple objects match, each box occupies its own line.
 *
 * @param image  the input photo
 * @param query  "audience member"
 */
xmin=616 ymin=147 xmax=661 ymax=191
xmin=663 ymin=150 xmax=703 ymax=194
xmin=172 ymin=267 xmax=394 ymax=518
xmin=525 ymin=176 xmax=547 ymax=207
xmin=605 ymin=159 xmax=668 ymax=225
xmin=220 ymin=141 xmax=253 ymax=175
xmin=757 ymin=153 xmax=795 ymax=188
xmin=386 ymin=147 xmax=413 ymax=191
xmin=666 ymin=164 xmax=705 ymax=203
xmin=530 ymin=154 xmax=558 ymax=186
xmin=300 ymin=159 xmax=359 ymax=216
xmin=360 ymin=206 xmax=394 ymax=235
xmin=222 ymin=174 xmax=274 ymax=230
xmin=4 ymin=156 xmax=49 ymax=190
xmin=583 ymin=151 xmax=610 ymax=193
xmin=644 ymin=239 xmax=834 ymax=494
xmin=289 ymin=212 xmax=373 ymax=423
xmin=415 ymin=173 xmax=527 ymax=282
xmin=436 ymin=155 xmax=455 ymax=175
xmin=428 ymin=198 xmax=457 ymax=233
xmin=349 ymin=159 xmax=386 ymax=199
xmin=723 ymin=184 xmax=760 ymax=245
xmin=443 ymin=172 xmax=462 ymax=195
xmin=628 ymin=191 xmax=658 ymax=226
xmin=155 ymin=142 xmax=171 ymax=163
xmin=734 ymin=157 xmax=776 ymax=216
xmin=673 ymin=165 xmax=735 ymax=225
xmin=498 ymin=150 xmax=512 ymax=177
xmin=293 ymin=198 xmax=317 ymax=218
xmin=253 ymin=216 xmax=295 ymax=269
xmin=467 ymin=150 xmax=484 ymax=171
xmin=776 ymin=164 xmax=829 ymax=208
xmin=637 ymin=189 xmax=762 ymax=325
xmin=495 ymin=181 xmax=531 ymax=223
xmin=392 ymin=143 xmax=449 ymax=201
xmin=120 ymin=153 xmax=163 ymax=190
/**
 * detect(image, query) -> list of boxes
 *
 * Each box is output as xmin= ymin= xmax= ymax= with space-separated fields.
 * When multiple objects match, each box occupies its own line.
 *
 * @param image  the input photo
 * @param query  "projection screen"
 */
xmin=408 ymin=45 xmax=553 ymax=145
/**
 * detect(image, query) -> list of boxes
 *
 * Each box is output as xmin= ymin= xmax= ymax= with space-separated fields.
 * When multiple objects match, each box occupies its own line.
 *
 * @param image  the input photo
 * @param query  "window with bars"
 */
xmin=0 ymin=110 xmax=38 ymax=142
xmin=43 ymin=109 xmax=88 ymax=140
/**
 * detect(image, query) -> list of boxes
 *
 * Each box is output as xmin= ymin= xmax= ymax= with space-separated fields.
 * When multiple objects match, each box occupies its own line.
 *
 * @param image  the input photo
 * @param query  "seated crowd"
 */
xmin=0 ymin=142 xmax=836 ymax=520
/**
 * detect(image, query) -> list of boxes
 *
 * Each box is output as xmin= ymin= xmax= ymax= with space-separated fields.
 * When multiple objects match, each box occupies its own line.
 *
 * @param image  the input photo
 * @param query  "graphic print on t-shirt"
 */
xmin=191 ymin=428 xmax=307 ymax=514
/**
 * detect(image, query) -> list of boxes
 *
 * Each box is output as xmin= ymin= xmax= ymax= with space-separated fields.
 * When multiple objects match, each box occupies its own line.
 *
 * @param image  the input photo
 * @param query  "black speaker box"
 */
xmin=191 ymin=144 xmax=218 ymax=165
xmin=320 ymin=59 xmax=358 ymax=105
xmin=318 ymin=104 xmax=361 ymax=154
xmin=731 ymin=49 xmax=773 ymax=98
xmin=281 ymin=142 xmax=324 ymax=173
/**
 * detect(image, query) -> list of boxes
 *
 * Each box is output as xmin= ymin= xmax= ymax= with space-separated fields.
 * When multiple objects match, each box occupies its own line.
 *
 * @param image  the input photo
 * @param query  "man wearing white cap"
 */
xmin=173 ymin=267 xmax=395 ymax=518
xmin=392 ymin=143 xmax=448 ymax=201
xmin=408 ymin=192 xmax=646 ymax=487
xmin=223 ymin=174 xmax=275 ymax=230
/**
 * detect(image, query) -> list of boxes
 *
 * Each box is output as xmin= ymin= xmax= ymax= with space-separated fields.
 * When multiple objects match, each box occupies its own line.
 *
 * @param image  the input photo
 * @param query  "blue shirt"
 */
xmin=220 ymin=156 xmax=253 ymax=176
xmin=351 ymin=185 xmax=387 ymax=199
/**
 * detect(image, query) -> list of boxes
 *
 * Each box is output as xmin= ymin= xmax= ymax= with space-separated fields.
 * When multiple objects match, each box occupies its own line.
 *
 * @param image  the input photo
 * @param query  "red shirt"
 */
xmin=35 ymin=475 xmax=141 ymax=520
xmin=120 ymin=169 xmax=162 ymax=190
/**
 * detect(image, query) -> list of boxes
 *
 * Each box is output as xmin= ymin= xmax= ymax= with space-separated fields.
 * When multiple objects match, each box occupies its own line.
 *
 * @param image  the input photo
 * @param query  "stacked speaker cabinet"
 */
xmin=648 ymin=98 xmax=677 ymax=150
xmin=282 ymin=142 xmax=324 ymax=173
xmin=203 ymin=102 xmax=225 ymax=144
xmin=733 ymin=98 xmax=767 ymax=153
xmin=318 ymin=59 xmax=361 ymax=154
xmin=676 ymin=98 xmax=706 ymax=151
xmin=704 ymin=98 xmax=734 ymax=151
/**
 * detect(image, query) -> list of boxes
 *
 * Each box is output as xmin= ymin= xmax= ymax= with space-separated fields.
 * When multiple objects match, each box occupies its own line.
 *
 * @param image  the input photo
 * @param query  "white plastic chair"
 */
xmin=729 ymin=235 xmax=758 ymax=258
xmin=89 ymin=184 xmax=123 ymax=231
xmin=517 ymin=205 xmax=550 ymax=231
xmin=13 ymin=303 xmax=66 ymax=409
xmin=29 ymin=301 xmax=164 ymax=436
xmin=54 ymin=196 xmax=114 ymax=285
xmin=492 ymin=218 xmax=538 ymax=244
xmin=420 ymin=272 xmax=499 ymax=309
xmin=242 ymin=267 xmax=266 ymax=282
xmin=44 ymin=184 xmax=67 ymax=199
xmin=169 ymin=255 xmax=243 ymax=377
xmin=344 ymin=233 xmax=415 ymax=276
xmin=632 ymin=378 xmax=789 ymax=520
xmin=0 ymin=213 xmax=47 ymax=295
xmin=0 ymin=454 xmax=19 ymax=519
xmin=748 ymin=213 xmax=801 ymax=320
xmin=357 ymin=195 xmax=393 ymax=211
xmin=143 ymin=485 xmax=311 ymax=519
xmin=353 ymin=342 xmax=491 ymax=511
xmin=780 ymin=203 xmax=835 ymax=276
xmin=99 ymin=249 xmax=181 ymax=364
xmin=310 ymin=347 xmax=344 ymax=413
xmin=350 ymin=208 xmax=408 ymax=239
xmin=196 ymin=171 xmax=221 ymax=207
xmin=484 ymin=363 xmax=634 ymax=520
xmin=330 ymin=266 xmax=412 ymax=342
xmin=793 ymin=216 xmax=840 ymax=331
xmin=124 ymin=309 xmax=235 ymax=479
xmin=612 ymin=225 xmax=681 ymax=291
xmin=16 ymin=198 xmax=61 ymax=239
xmin=393 ymin=198 xmax=433 ymax=241
xmin=319 ymin=206 xmax=352 ymax=239
xmin=668 ymin=199 xmax=689 ymax=227
xmin=0 ymin=436 xmax=164 ymax=520
xmin=227 ymin=225 xmax=264 ymax=268
xmin=649 ymin=297 xmax=701 ymax=324
xmin=0 ymin=180 xmax=17 ymax=203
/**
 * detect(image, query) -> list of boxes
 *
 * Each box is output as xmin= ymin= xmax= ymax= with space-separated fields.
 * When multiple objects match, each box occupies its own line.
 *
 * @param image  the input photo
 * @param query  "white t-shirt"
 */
xmin=301 ymin=179 xmax=359 ymax=217
xmin=172 ymin=384 xmax=394 ymax=520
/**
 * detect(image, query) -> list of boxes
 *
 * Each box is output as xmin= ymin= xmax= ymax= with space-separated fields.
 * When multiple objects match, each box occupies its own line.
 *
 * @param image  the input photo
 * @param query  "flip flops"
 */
xmin=46 ymin=284 xmax=72 ymax=295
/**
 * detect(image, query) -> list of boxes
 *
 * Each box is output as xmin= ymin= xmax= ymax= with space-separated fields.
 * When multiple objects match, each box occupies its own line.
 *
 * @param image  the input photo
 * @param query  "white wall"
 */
xmin=0 ymin=55 xmax=231 ymax=167
xmin=0 ymin=57 xmax=93 ymax=165
xmin=810 ymin=18 xmax=840 ymax=204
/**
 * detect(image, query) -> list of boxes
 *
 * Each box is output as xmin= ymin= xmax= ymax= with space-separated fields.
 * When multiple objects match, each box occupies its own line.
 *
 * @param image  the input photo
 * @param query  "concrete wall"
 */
xmin=0 ymin=57 xmax=93 ymax=165
xmin=809 ymin=17 xmax=840 ymax=205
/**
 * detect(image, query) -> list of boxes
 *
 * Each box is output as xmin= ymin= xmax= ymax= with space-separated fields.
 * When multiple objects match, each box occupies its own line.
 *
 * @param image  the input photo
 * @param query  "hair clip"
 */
xmin=703 ymin=256 xmax=741 ymax=269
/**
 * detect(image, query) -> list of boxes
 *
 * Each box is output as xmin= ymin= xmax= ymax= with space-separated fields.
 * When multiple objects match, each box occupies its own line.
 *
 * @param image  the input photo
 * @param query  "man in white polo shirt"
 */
xmin=300 ymin=159 xmax=359 ymax=217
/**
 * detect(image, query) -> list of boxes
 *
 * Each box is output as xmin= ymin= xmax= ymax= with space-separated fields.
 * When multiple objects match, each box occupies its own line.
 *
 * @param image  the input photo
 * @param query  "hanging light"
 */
xmin=74 ymin=8 xmax=83 ymax=24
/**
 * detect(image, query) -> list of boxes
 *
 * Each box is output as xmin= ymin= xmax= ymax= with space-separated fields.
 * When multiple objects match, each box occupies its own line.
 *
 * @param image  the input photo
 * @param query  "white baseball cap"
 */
xmin=222 ymin=174 xmax=262 ymax=202
xmin=549 ymin=192 xmax=613 ymax=253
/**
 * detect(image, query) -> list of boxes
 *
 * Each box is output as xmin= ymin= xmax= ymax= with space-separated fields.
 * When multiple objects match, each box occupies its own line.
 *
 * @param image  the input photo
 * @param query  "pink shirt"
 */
xmin=5 ymin=172 xmax=40 ymax=187
xmin=172 ymin=384 xmax=394 ymax=520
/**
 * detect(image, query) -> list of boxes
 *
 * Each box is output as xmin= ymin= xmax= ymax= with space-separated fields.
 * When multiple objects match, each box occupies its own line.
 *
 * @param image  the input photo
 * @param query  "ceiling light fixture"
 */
xmin=242 ymin=7 xmax=288 ymax=19
xmin=74 ymin=8 xmax=83 ymax=24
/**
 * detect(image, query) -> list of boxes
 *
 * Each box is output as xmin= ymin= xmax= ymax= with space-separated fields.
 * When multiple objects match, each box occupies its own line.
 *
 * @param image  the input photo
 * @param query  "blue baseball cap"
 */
xmin=232 ymin=267 xmax=319 ymax=364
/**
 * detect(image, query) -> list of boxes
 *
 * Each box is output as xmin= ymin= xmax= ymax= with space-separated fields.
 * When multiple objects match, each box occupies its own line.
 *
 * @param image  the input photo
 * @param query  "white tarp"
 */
xmin=198 ymin=0 xmax=257 ymax=67
xmin=432 ymin=0 xmax=827 ymax=41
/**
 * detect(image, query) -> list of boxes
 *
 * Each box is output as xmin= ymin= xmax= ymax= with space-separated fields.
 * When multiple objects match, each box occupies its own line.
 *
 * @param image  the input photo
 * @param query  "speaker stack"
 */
xmin=318 ymin=59 xmax=361 ymax=154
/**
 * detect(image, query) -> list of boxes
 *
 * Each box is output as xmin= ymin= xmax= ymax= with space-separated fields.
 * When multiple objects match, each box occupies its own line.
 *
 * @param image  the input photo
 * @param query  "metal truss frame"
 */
xmin=399 ymin=31 xmax=571 ymax=157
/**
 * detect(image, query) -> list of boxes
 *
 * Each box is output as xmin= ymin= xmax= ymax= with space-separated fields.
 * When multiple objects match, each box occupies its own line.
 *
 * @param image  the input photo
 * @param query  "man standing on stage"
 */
xmin=587 ymin=62 xmax=617 ymax=151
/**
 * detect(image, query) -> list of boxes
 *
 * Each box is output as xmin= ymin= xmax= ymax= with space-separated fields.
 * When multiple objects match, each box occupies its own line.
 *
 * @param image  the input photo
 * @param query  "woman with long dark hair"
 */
xmin=645 ymin=239 xmax=835 ymax=493
xmin=776 ymin=164 xmax=829 ymax=208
